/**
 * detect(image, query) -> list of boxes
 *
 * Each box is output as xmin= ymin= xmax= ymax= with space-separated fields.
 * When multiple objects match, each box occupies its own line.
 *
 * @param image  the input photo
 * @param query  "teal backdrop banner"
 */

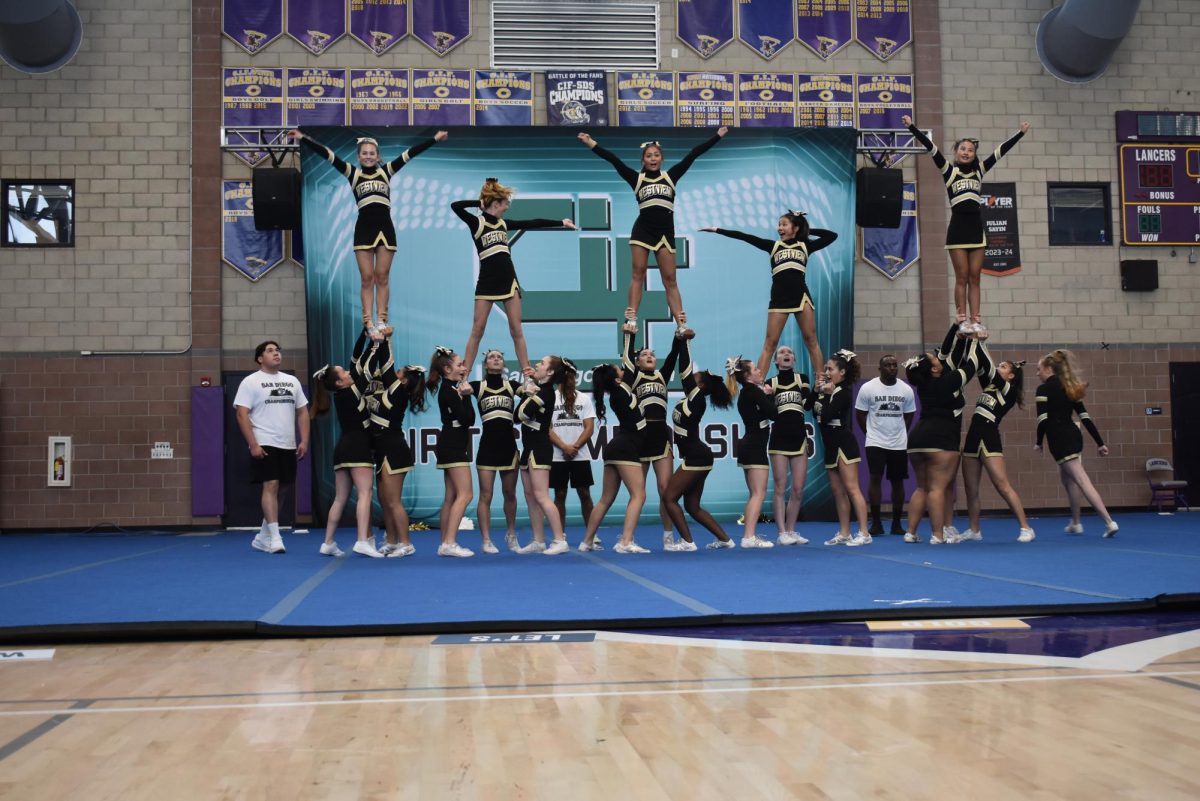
xmin=301 ymin=126 xmax=857 ymax=526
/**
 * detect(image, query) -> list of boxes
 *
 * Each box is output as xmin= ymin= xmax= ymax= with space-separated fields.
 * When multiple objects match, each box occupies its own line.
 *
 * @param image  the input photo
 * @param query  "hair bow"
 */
xmin=1012 ymin=359 xmax=1027 ymax=368
xmin=483 ymin=348 xmax=505 ymax=359
xmin=312 ymin=364 xmax=330 ymax=380
xmin=724 ymin=355 xmax=743 ymax=375
xmin=484 ymin=176 xmax=499 ymax=183
xmin=561 ymin=357 xmax=578 ymax=373
xmin=835 ymin=349 xmax=857 ymax=362
xmin=902 ymin=355 xmax=924 ymax=370
xmin=788 ymin=209 xmax=808 ymax=218
xmin=404 ymin=364 xmax=424 ymax=374
xmin=434 ymin=345 xmax=454 ymax=357
xmin=639 ymin=140 xmax=661 ymax=149
xmin=356 ymin=137 xmax=378 ymax=147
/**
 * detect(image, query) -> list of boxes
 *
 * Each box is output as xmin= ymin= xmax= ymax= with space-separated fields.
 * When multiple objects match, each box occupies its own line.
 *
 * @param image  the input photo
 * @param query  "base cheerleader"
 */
xmin=469 ymin=349 xmax=522 ymax=554
xmin=515 ymin=355 xmax=576 ymax=555
xmin=815 ymin=350 xmax=872 ymax=546
xmin=765 ymin=346 xmax=816 ymax=547
xmin=427 ymin=346 xmax=476 ymax=557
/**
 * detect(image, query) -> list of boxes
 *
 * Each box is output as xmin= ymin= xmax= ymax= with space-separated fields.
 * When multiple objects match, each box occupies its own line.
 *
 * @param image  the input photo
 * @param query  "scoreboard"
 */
xmin=1119 ymin=143 xmax=1200 ymax=245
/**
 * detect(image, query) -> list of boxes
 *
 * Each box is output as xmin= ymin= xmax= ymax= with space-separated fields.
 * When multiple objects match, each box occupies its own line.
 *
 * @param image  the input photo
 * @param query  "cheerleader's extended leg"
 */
xmin=373 ymin=245 xmax=395 ymax=325
xmin=355 ymin=250 xmax=376 ymax=328
xmin=655 ymin=246 xmax=685 ymax=328
xmin=461 ymin=299 xmax=493 ymax=380
xmin=757 ymin=312 xmax=788 ymax=377
xmin=794 ymin=306 xmax=823 ymax=379
xmin=501 ymin=294 xmax=531 ymax=373
xmin=949 ymin=248 xmax=971 ymax=325
xmin=682 ymin=474 xmax=731 ymax=544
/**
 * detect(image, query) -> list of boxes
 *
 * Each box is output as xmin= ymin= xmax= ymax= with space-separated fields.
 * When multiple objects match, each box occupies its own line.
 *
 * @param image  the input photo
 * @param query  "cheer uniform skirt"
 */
xmin=476 ymin=426 xmax=518 ymax=471
xmin=371 ymin=427 xmax=414 ymax=475
xmin=604 ymin=426 xmax=644 ymax=467
xmin=945 ymin=206 xmax=985 ymax=249
xmin=333 ymin=428 xmax=375 ymax=470
xmin=639 ymin=419 xmax=673 ymax=462
xmin=520 ymin=429 xmax=553 ymax=470
xmin=908 ymin=414 xmax=963 ymax=453
xmin=435 ymin=425 xmax=472 ymax=469
xmin=354 ymin=205 xmax=397 ymax=251
xmin=768 ymin=417 xmax=808 ymax=457
xmin=820 ymin=426 xmax=860 ymax=469
xmin=474 ymin=257 xmax=521 ymax=302
xmin=768 ymin=270 xmax=815 ymax=315
xmin=1044 ymin=422 xmax=1084 ymax=463
xmin=676 ymin=433 xmax=714 ymax=471
xmin=962 ymin=418 xmax=1004 ymax=458
xmin=737 ymin=425 xmax=770 ymax=470
xmin=629 ymin=217 xmax=675 ymax=254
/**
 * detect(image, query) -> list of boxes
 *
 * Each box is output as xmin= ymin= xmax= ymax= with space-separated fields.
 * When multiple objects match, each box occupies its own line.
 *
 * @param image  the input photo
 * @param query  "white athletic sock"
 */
xmin=267 ymin=522 xmax=280 ymax=537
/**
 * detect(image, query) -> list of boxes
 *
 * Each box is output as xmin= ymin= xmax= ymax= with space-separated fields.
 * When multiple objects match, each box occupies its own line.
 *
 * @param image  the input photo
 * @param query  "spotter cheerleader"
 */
xmin=468 ymin=349 xmax=523 ymax=554
xmin=515 ymin=356 xmax=577 ymax=555
xmin=427 ymin=346 xmax=476 ymax=557
xmin=452 ymin=178 xmax=576 ymax=375
xmin=663 ymin=334 xmax=736 ymax=551
xmin=311 ymin=328 xmax=382 ymax=558
xmin=1036 ymin=350 xmax=1118 ymax=537
xmin=290 ymin=128 xmax=447 ymax=332
xmin=701 ymin=210 xmax=837 ymax=378
xmin=814 ymin=350 xmax=871 ymax=546
xmin=578 ymin=128 xmax=728 ymax=334
xmin=726 ymin=357 xmax=776 ymax=546
xmin=903 ymin=114 xmax=1029 ymax=337
xmin=764 ymin=346 xmax=816 ymax=548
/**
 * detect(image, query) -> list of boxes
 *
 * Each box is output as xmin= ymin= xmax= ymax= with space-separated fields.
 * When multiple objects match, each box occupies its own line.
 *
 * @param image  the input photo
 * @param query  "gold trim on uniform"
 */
xmin=477 ymin=453 xmax=519 ymax=472
xmin=681 ymin=463 xmax=713 ymax=472
xmin=380 ymin=458 xmax=414 ymax=475
xmin=605 ymin=458 xmax=643 ymax=467
xmin=768 ymin=442 xmax=809 ymax=457
xmin=768 ymin=294 xmax=814 ymax=315
xmin=353 ymin=230 xmax=396 ymax=252
xmin=640 ymin=440 xmax=673 ymax=462
xmin=824 ymin=449 xmax=860 ymax=468
xmin=629 ymin=235 xmax=675 ymax=253
xmin=475 ymin=279 xmax=519 ymax=301
xmin=334 ymin=461 xmax=375 ymax=470
xmin=436 ymin=461 xmax=471 ymax=469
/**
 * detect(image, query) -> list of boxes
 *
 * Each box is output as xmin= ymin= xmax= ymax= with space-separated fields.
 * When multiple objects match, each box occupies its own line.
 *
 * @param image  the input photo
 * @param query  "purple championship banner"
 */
xmin=796 ymin=73 xmax=854 ymax=128
xmin=616 ymin=71 xmax=676 ymax=127
xmin=223 ymin=67 xmax=284 ymax=167
xmin=286 ymin=68 xmax=347 ymax=126
xmin=676 ymin=72 xmax=736 ymax=128
xmin=796 ymin=0 xmax=852 ymax=59
xmin=980 ymin=182 xmax=1021 ymax=276
xmin=855 ymin=0 xmax=912 ymax=61
xmin=1119 ymin=144 xmax=1200 ymax=246
xmin=545 ymin=71 xmax=609 ymax=126
xmin=676 ymin=0 xmax=734 ymax=59
xmin=473 ymin=71 xmax=534 ymax=126
xmin=286 ymin=0 xmax=346 ymax=56
xmin=349 ymin=0 xmax=409 ymax=55
xmin=412 ymin=0 xmax=471 ymax=56
xmin=348 ymin=68 xmax=410 ymax=126
xmin=411 ymin=68 xmax=472 ymax=125
xmin=736 ymin=73 xmax=795 ymax=128
xmin=861 ymin=181 xmax=918 ymax=279
xmin=855 ymin=73 xmax=912 ymax=129
xmin=222 ymin=181 xmax=284 ymax=282
xmin=223 ymin=0 xmax=283 ymax=55
xmin=737 ymin=0 xmax=794 ymax=60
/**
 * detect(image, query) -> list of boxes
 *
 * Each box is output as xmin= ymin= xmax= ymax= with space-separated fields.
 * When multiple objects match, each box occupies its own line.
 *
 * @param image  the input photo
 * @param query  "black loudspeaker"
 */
xmin=252 ymin=167 xmax=301 ymax=230
xmin=1120 ymin=259 xmax=1158 ymax=291
xmin=855 ymin=167 xmax=903 ymax=228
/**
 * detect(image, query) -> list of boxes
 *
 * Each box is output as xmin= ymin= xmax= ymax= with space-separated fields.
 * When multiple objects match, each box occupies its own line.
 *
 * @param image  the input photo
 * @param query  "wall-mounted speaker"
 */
xmin=252 ymin=167 xmax=301 ymax=231
xmin=855 ymin=168 xmax=902 ymax=228
xmin=1120 ymin=259 xmax=1158 ymax=292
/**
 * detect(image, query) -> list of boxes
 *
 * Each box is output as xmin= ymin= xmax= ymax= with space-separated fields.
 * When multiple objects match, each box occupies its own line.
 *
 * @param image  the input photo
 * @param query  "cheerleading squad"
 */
xmin=233 ymin=123 xmax=1117 ymax=557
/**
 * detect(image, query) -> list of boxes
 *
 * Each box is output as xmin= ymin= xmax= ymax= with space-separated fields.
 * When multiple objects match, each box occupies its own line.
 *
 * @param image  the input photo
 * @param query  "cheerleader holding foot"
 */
xmin=469 ymin=349 xmax=522 ymax=554
xmin=516 ymin=356 xmax=577 ymax=555
xmin=579 ymin=128 xmax=728 ymax=335
xmin=453 ymin=178 xmax=576 ymax=376
xmin=662 ymin=334 xmax=736 ymax=551
xmin=1036 ymin=350 xmax=1118 ymax=537
xmin=427 ymin=347 xmax=476 ymax=557
xmin=363 ymin=327 xmax=426 ymax=557
xmin=815 ymin=351 xmax=871 ymax=546
xmin=903 ymin=324 xmax=978 ymax=544
xmin=763 ymin=346 xmax=816 ymax=548
xmin=903 ymin=114 xmax=1029 ymax=338
xmin=312 ymin=328 xmax=383 ymax=558
xmin=727 ymin=357 xmax=776 ymax=547
xmin=701 ymin=210 xmax=837 ymax=377
xmin=580 ymin=364 xmax=650 ymax=553
xmin=290 ymin=128 xmax=447 ymax=333
xmin=960 ymin=340 xmax=1035 ymax=542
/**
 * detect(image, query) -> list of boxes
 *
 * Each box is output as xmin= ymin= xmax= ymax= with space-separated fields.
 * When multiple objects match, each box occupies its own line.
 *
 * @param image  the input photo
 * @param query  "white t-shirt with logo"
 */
xmin=233 ymin=370 xmax=309 ymax=449
xmin=854 ymin=377 xmax=916 ymax=450
xmin=551 ymin=389 xmax=596 ymax=462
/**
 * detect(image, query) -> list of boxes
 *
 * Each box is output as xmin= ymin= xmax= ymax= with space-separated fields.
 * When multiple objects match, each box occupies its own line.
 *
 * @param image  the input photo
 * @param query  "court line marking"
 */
xmin=1097 ymin=546 xmax=1200 ymax=561
xmin=258 ymin=558 xmax=345 ymax=625
xmin=0 ymin=700 xmax=92 ymax=763
xmin=1 ymin=669 xmax=1198 ymax=719
xmin=572 ymin=551 xmax=721 ymax=615
xmin=1076 ymin=629 xmax=1200 ymax=671
xmin=1152 ymin=676 xmax=1200 ymax=693
xmin=0 ymin=546 xmax=184 ymax=590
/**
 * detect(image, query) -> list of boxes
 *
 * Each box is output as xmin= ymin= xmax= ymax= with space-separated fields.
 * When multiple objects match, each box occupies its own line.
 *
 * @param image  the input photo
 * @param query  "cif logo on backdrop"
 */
xmin=370 ymin=31 xmax=394 ymax=54
xmin=561 ymin=100 xmax=590 ymax=124
xmin=432 ymin=31 xmax=457 ymax=54
xmin=875 ymin=37 xmax=897 ymax=57
xmin=243 ymin=29 xmax=267 ymax=52
xmin=307 ymin=30 xmax=332 ymax=53
xmin=758 ymin=36 xmax=781 ymax=57
xmin=696 ymin=35 xmax=720 ymax=57
xmin=817 ymin=36 xmax=838 ymax=57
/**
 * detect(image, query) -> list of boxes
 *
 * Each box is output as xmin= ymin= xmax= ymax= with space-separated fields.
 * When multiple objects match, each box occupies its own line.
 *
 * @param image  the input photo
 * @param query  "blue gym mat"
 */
xmin=0 ymin=513 xmax=1197 ymax=642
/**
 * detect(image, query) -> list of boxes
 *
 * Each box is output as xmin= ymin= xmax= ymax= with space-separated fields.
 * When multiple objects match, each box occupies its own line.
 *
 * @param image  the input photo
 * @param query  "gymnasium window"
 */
xmin=1047 ymin=182 xmax=1112 ymax=246
xmin=491 ymin=0 xmax=659 ymax=70
xmin=2 ymin=180 xmax=75 ymax=247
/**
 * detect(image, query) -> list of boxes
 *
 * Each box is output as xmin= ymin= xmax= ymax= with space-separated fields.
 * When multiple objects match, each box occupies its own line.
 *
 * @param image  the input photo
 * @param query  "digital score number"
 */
xmin=1138 ymin=162 xmax=1173 ymax=189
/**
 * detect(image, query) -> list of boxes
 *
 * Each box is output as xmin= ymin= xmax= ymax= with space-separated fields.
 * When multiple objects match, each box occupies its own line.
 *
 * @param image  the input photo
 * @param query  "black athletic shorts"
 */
xmin=250 ymin=445 xmax=297 ymax=485
xmin=865 ymin=446 xmax=909 ymax=481
xmin=550 ymin=460 xmax=594 ymax=490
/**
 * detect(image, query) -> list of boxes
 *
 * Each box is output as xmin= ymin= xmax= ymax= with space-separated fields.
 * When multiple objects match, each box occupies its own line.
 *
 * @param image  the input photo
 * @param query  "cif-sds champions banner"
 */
xmin=301 ymin=127 xmax=856 ymax=525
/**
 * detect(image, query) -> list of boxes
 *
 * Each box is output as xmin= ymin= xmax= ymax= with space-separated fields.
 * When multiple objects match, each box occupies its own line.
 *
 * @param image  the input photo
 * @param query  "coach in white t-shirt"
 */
xmin=234 ymin=340 xmax=310 ymax=554
xmin=854 ymin=354 xmax=915 ymax=536
xmin=549 ymin=387 xmax=596 ymax=527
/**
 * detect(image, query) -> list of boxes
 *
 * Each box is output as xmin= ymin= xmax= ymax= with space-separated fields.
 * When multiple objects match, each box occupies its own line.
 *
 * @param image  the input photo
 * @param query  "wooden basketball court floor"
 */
xmin=1 ymin=616 xmax=1198 ymax=800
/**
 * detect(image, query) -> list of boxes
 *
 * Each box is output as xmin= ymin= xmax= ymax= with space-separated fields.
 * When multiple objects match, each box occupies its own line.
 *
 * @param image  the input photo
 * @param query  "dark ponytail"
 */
xmin=590 ymin=363 xmax=620 ymax=423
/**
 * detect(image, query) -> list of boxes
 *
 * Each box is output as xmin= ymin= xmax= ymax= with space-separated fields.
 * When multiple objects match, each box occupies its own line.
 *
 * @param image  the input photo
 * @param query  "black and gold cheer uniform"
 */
xmin=623 ymin=328 xmax=680 ymax=462
xmin=706 ymin=227 xmax=837 ymax=313
xmin=962 ymin=340 xmax=1018 ymax=458
xmin=450 ymin=201 xmax=566 ymax=301
xmin=1036 ymin=374 xmax=1104 ymax=464
xmin=469 ymin=373 xmax=522 ymax=471
xmin=434 ymin=377 xmax=475 ymax=469
xmin=362 ymin=336 xmax=419 ymax=475
xmin=602 ymin=380 xmax=647 ymax=467
xmin=669 ymin=340 xmax=713 ymax=471
xmin=302 ymin=135 xmax=438 ymax=251
xmin=813 ymin=383 xmax=860 ymax=469
xmin=517 ymin=380 xmax=558 ymax=470
xmin=589 ymin=134 xmax=722 ymax=253
xmin=907 ymin=123 xmax=1024 ymax=249
xmin=736 ymin=382 xmax=775 ymax=470
xmin=331 ymin=330 xmax=374 ymax=470
xmin=767 ymin=368 xmax=814 ymax=457
xmin=907 ymin=325 xmax=977 ymax=453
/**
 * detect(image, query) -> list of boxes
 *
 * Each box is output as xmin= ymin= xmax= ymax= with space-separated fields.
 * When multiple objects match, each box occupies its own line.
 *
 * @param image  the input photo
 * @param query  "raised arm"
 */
xmin=669 ymin=337 xmax=693 ymax=390
xmin=1074 ymin=400 xmax=1105 ymax=448
xmin=902 ymin=116 xmax=949 ymax=177
xmin=806 ymin=228 xmax=838 ymax=255
xmin=292 ymin=131 xmax=353 ymax=178
xmin=667 ymin=128 xmax=726 ymax=182
xmin=578 ymin=133 xmax=640 ymax=188
xmin=506 ymin=217 xmax=576 ymax=231
xmin=700 ymin=227 xmax=774 ymax=252
xmin=450 ymin=199 xmax=480 ymax=227
xmin=349 ymin=329 xmax=372 ymax=392
xmin=383 ymin=131 xmax=446 ymax=175
xmin=981 ymin=122 xmax=1029 ymax=174
xmin=369 ymin=335 xmax=398 ymax=387
xmin=621 ymin=327 xmax=637 ymax=372
xmin=973 ymin=338 xmax=995 ymax=389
